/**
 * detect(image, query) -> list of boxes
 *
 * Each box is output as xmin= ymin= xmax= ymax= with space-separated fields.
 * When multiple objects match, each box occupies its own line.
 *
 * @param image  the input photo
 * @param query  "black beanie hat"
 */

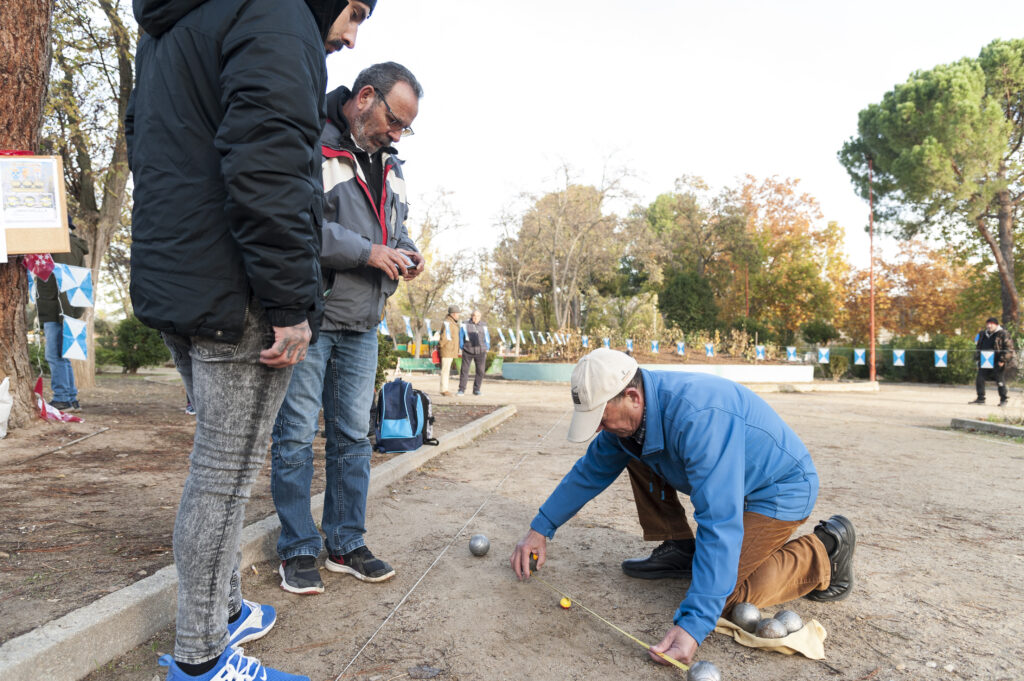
xmin=987 ymin=317 xmax=999 ymax=324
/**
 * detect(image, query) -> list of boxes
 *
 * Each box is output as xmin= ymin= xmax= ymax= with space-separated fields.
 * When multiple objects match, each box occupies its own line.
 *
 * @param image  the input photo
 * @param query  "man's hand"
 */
xmin=399 ymin=249 xmax=425 ymax=281
xmin=649 ymin=625 xmax=697 ymax=666
xmin=510 ymin=529 xmax=547 ymax=580
xmin=260 ymin=321 xmax=311 ymax=368
xmin=367 ymin=244 xmax=416 ymax=280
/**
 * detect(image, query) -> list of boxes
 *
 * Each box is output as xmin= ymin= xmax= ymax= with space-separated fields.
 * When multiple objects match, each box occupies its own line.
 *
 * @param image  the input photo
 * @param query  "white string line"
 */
xmin=334 ymin=407 xmax=571 ymax=681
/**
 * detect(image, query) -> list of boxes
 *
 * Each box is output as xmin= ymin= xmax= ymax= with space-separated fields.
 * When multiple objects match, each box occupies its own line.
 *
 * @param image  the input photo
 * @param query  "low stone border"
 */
xmin=0 ymin=404 xmax=517 ymax=681
xmin=950 ymin=417 xmax=1024 ymax=439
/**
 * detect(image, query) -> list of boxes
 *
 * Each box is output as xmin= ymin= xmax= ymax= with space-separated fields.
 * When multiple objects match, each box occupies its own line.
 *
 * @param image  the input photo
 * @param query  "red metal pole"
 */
xmin=868 ymin=158 xmax=876 ymax=382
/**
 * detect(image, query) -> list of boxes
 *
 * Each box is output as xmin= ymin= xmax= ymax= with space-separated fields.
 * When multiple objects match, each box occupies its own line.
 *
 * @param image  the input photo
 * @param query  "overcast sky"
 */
xmin=325 ymin=1 xmax=1024 ymax=269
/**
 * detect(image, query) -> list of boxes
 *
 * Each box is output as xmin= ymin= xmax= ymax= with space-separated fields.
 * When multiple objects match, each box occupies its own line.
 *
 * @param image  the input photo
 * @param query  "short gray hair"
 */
xmin=353 ymin=62 xmax=424 ymax=99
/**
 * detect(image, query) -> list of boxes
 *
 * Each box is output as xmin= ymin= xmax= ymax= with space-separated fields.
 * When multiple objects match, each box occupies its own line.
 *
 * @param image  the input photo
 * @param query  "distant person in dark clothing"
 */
xmin=970 ymin=317 xmax=1014 ymax=406
xmin=458 ymin=309 xmax=489 ymax=396
xmin=38 ymin=219 xmax=88 ymax=412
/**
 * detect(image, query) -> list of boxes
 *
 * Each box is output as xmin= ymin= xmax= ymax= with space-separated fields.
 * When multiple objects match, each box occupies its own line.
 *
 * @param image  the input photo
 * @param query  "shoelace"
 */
xmin=210 ymin=647 xmax=267 ymax=681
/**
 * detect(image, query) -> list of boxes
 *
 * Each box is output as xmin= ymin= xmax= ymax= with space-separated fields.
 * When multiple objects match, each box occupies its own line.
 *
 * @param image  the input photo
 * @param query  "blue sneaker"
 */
xmin=159 ymin=646 xmax=309 ymax=680
xmin=227 ymin=599 xmax=276 ymax=647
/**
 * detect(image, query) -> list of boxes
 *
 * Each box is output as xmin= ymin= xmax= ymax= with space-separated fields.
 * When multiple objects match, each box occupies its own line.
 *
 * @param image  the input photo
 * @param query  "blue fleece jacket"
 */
xmin=530 ymin=370 xmax=818 ymax=645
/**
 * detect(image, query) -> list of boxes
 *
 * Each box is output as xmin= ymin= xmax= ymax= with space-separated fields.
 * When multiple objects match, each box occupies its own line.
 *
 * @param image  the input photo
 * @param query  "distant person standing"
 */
xmin=39 ymin=218 xmax=88 ymax=412
xmin=970 ymin=316 xmax=1014 ymax=406
xmin=438 ymin=305 xmax=460 ymax=396
xmin=457 ymin=309 xmax=489 ymax=396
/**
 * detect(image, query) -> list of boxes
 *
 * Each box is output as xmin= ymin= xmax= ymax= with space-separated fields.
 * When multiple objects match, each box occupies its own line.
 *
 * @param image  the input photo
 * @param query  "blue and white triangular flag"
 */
xmin=508 ymin=327 xmax=516 ymax=345
xmin=403 ymin=315 xmax=412 ymax=337
xmin=53 ymin=264 xmax=94 ymax=308
xmin=538 ymin=332 xmax=546 ymax=345
xmin=581 ymin=335 xmax=589 ymax=348
xmin=980 ymin=350 xmax=995 ymax=368
xmin=854 ymin=348 xmax=866 ymax=365
xmin=817 ymin=348 xmax=830 ymax=364
xmin=28 ymin=273 xmax=38 ymax=303
xmin=934 ymin=350 xmax=947 ymax=368
xmin=425 ymin=319 xmax=433 ymax=338
xmin=529 ymin=330 xmax=536 ymax=344
xmin=444 ymin=321 xmax=452 ymax=340
xmin=62 ymin=316 xmax=88 ymax=360
xmin=676 ymin=341 xmax=685 ymax=355
xmin=755 ymin=345 xmax=765 ymax=360
xmin=497 ymin=328 xmax=507 ymax=344
xmin=786 ymin=346 xmax=797 ymax=361
xmin=484 ymin=326 xmax=491 ymax=345
xmin=651 ymin=340 xmax=659 ymax=353
xmin=626 ymin=339 xmax=633 ymax=352
xmin=705 ymin=343 xmax=714 ymax=357
xmin=518 ymin=329 xmax=526 ymax=344
xmin=547 ymin=332 xmax=554 ymax=344
xmin=893 ymin=349 xmax=905 ymax=367
xmin=379 ymin=317 xmax=390 ymax=336
xmin=602 ymin=337 xmax=610 ymax=349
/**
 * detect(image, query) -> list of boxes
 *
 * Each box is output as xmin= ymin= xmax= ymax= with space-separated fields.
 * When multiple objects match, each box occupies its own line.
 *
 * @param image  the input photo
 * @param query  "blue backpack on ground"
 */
xmin=374 ymin=378 xmax=439 ymax=453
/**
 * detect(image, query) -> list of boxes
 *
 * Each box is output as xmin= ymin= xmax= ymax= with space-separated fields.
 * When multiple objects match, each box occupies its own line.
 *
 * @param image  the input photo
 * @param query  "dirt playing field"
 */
xmin=5 ymin=374 xmax=1024 ymax=681
xmin=0 ymin=372 xmax=494 ymax=645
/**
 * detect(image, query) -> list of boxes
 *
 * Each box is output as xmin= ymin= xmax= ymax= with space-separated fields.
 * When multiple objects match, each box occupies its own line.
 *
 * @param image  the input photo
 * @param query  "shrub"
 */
xmin=375 ymin=333 xmax=397 ymax=392
xmin=116 ymin=316 xmax=171 ymax=373
xmin=29 ymin=340 xmax=49 ymax=375
xmin=802 ymin=319 xmax=839 ymax=345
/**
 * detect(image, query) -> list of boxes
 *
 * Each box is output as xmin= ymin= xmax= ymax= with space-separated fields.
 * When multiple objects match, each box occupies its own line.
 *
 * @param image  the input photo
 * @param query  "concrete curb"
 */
xmin=950 ymin=417 xmax=1024 ymax=438
xmin=745 ymin=381 xmax=880 ymax=393
xmin=0 ymin=404 xmax=517 ymax=681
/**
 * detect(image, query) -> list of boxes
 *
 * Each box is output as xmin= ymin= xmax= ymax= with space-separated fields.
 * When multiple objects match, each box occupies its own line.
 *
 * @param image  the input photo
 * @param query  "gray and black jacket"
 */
xmin=319 ymin=87 xmax=418 ymax=332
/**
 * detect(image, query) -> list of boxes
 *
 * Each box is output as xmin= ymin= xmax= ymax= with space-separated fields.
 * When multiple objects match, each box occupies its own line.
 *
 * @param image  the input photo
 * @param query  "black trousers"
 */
xmin=976 ymin=366 xmax=1007 ymax=400
xmin=458 ymin=350 xmax=486 ymax=394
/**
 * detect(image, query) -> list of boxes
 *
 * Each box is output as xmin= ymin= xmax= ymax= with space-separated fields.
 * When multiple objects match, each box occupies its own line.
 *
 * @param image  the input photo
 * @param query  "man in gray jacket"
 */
xmin=270 ymin=62 xmax=424 ymax=595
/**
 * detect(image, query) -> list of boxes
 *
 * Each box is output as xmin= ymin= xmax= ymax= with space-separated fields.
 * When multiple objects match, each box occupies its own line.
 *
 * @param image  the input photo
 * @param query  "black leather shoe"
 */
xmin=806 ymin=514 xmax=856 ymax=602
xmin=621 ymin=540 xmax=694 ymax=579
xmin=968 ymin=397 xmax=986 ymax=405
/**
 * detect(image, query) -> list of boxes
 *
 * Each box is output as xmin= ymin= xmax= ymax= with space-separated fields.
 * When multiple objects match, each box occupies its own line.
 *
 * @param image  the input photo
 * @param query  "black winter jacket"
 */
xmin=127 ymin=0 xmax=346 ymax=342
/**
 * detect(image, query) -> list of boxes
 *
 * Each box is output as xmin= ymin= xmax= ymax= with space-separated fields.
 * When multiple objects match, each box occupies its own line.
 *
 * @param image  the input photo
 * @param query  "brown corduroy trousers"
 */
xmin=625 ymin=459 xmax=831 ymax=612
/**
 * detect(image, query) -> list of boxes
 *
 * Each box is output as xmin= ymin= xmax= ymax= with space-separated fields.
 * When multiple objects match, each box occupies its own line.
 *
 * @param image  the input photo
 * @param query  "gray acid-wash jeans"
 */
xmin=163 ymin=299 xmax=293 ymax=663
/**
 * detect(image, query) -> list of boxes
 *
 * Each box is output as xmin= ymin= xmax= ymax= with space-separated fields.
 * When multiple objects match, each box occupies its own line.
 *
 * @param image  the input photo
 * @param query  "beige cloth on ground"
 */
xmin=714 ymin=617 xmax=828 ymax=659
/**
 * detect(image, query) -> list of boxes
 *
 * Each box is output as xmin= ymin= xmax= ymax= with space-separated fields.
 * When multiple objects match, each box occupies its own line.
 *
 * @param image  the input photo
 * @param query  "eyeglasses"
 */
xmin=374 ymin=89 xmax=414 ymax=137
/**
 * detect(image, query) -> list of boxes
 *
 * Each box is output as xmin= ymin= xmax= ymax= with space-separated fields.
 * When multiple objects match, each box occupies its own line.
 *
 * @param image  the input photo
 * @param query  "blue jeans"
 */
xmin=162 ymin=300 xmax=293 ymax=663
xmin=270 ymin=327 xmax=377 ymax=560
xmin=44 ymin=320 xmax=77 ymax=402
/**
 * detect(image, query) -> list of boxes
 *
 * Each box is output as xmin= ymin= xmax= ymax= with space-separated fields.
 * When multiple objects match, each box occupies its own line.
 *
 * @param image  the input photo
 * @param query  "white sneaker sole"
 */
xmin=278 ymin=563 xmax=325 ymax=595
xmin=324 ymin=556 xmax=395 ymax=583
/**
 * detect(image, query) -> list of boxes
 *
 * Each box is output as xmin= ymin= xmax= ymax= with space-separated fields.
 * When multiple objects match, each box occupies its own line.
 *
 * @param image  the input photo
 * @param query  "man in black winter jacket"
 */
xmin=126 ymin=1 xmax=373 ymax=680
xmin=970 ymin=317 xmax=1015 ymax=406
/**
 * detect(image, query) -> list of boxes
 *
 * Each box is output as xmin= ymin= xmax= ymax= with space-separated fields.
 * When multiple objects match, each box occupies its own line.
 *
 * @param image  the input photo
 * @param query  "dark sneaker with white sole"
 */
xmin=325 ymin=545 xmax=395 ymax=582
xmin=805 ymin=514 xmax=856 ymax=602
xmin=621 ymin=539 xmax=695 ymax=579
xmin=279 ymin=555 xmax=324 ymax=595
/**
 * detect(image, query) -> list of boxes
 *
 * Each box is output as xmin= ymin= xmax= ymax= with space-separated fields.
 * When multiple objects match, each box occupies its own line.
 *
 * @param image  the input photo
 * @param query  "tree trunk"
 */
xmin=996 ymin=191 xmax=1019 ymax=326
xmin=0 ymin=0 xmax=54 ymax=429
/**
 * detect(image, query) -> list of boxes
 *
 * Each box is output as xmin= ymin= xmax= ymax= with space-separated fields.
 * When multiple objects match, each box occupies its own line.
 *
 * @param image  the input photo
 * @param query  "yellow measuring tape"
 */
xmin=531 ymin=573 xmax=690 ymax=673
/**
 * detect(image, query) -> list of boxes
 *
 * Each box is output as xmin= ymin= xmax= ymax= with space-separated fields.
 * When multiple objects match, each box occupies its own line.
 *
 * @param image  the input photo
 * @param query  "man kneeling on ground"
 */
xmin=511 ymin=349 xmax=855 ymax=666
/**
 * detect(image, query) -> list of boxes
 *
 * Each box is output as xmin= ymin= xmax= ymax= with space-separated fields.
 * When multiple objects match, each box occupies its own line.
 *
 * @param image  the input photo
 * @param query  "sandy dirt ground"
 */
xmin=0 ymin=373 xmax=493 ymax=644
xmin=19 ymin=376 xmax=1024 ymax=681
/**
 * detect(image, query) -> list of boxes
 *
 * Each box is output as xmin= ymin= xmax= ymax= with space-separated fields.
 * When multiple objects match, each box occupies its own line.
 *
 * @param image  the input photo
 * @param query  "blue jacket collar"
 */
xmin=640 ymin=369 xmax=665 ymax=456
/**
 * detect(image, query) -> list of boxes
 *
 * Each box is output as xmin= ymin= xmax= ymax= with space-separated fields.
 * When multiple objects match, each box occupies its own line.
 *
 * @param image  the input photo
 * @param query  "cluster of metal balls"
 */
xmin=730 ymin=602 xmax=804 ymax=638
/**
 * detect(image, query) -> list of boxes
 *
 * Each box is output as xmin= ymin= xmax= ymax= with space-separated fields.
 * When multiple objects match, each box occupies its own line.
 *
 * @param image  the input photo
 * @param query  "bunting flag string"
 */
xmin=979 ymin=350 xmax=994 ymax=369
xmin=892 ymin=349 xmax=905 ymax=367
xmin=854 ymin=348 xmax=866 ymax=365
xmin=52 ymin=263 xmax=94 ymax=307
xmin=62 ymin=317 xmax=88 ymax=360
xmin=934 ymin=350 xmax=947 ymax=367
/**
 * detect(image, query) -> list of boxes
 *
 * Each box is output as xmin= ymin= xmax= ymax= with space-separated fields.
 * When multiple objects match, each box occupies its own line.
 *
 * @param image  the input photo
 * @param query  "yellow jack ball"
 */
xmin=559 ymin=597 xmax=572 ymax=609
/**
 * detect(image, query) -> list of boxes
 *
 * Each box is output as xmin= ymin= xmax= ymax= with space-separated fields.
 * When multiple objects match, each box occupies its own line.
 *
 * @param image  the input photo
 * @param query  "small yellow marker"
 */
xmin=559 ymin=597 xmax=572 ymax=609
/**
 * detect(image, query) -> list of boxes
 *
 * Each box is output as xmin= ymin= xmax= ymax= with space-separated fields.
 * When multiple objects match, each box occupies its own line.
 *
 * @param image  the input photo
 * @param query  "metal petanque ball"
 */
xmin=468 ymin=534 xmax=490 ymax=557
xmin=755 ymin=617 xmax=788 ymax=639
xmin=774 ymin=609 xmax=804 ymax=633
xmin=730 ymin=602 xmax=761 ymax=633
xmin=687 ymin=660 xmax=722 ymax=681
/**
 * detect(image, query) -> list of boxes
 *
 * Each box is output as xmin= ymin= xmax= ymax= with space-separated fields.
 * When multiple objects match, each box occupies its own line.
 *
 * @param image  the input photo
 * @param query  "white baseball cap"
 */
xmin=567 ymin=348 xmax=639 ymax=442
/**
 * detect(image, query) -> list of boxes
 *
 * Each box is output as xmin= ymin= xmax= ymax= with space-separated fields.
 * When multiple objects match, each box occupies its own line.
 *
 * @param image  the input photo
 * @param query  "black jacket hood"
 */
xmin=134 ymin=0 xmax=348 ymax=40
